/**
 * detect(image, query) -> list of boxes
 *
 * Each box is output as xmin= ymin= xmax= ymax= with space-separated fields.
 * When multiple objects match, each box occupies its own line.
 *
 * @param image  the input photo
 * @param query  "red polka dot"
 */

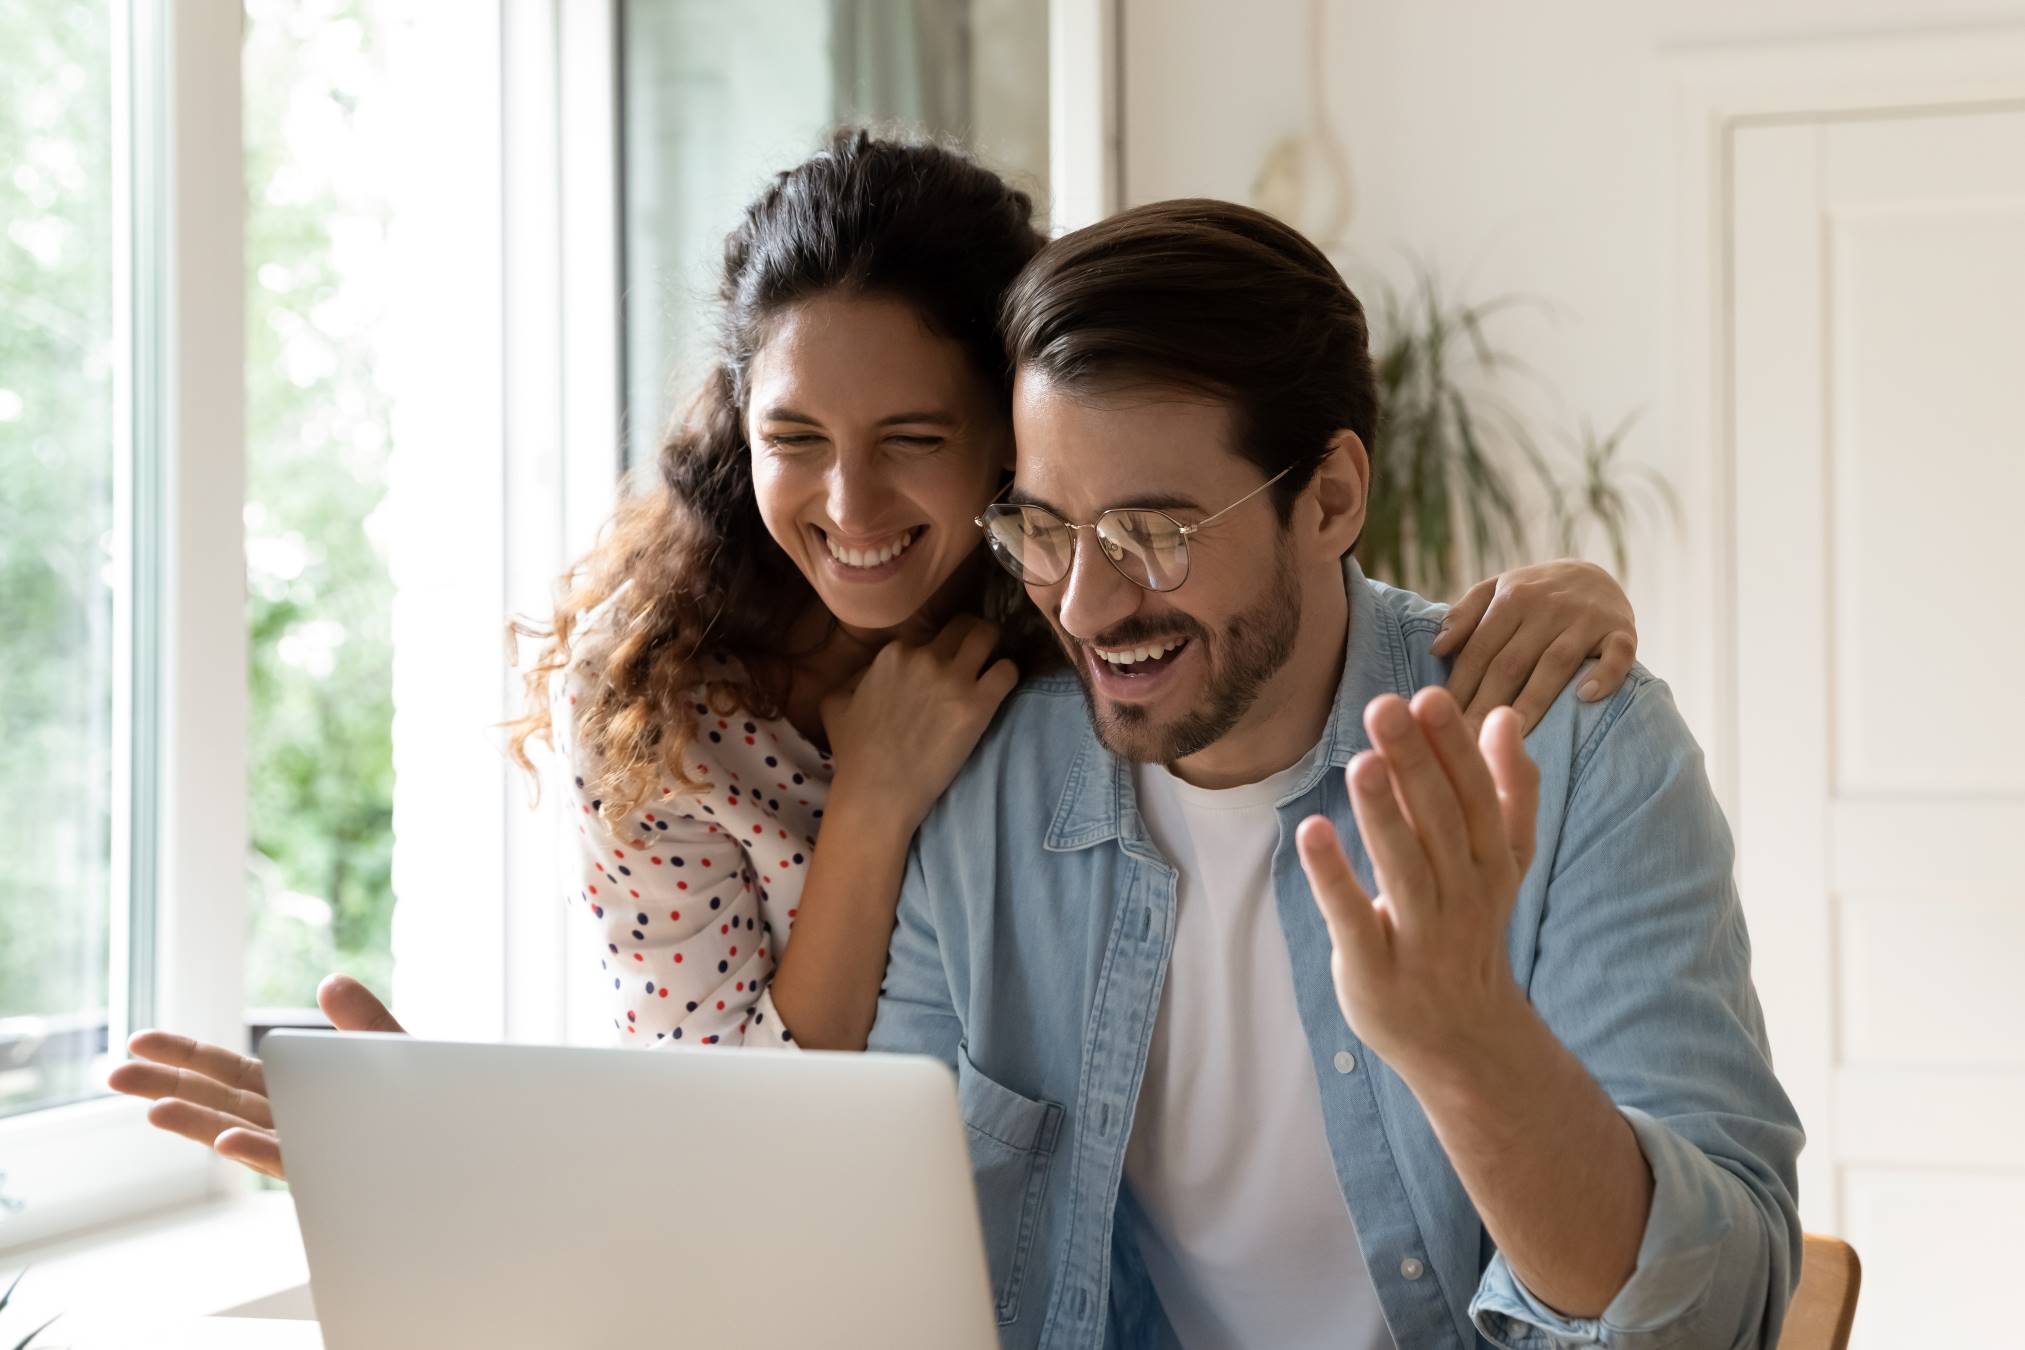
xmin=629 ymin=889 xmax=639 ymax=898
xmin=632 ymin=953 xmax=643 ymax=962
xmin=658 ymin=987 xmax=670 ymax=999
xmin=613 ymin=848 xmax=625 ymax=859
xmin=677 ymin=881 xmax=688 ymax=890
xmin=716 ymin=1000 xmax=726 ymax=1010
xmin=668 ymin=910 xmax=681 ymax=921
xmin=702 ymin=859 xmax=712 ymax=867
xmin=730 ymin=946 xmax=737 ymax=957
xmin=752 ymin=825 xmax=763 ymax=835
xmin=645 ymin=814 xmax=656 ymax=823
xmin=758 ymin=948 xmax=767 ymax=960
xmin=674 ymin=953 xmax=684 ymax=964
xmin=649 ymin=857 xmax=662 ymax=865
xmin=588 ymin=885 xmax=597 ymax=894
xmin=631 ymin=838 xmax=645 ymax=848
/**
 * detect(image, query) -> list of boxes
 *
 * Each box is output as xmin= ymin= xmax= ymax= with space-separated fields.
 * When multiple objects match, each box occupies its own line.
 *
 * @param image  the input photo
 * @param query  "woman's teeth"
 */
xmin=823 ymin=528 xmax=920 ymax=569
xmin=1097 ymin=638 xmax=1187 ymax=667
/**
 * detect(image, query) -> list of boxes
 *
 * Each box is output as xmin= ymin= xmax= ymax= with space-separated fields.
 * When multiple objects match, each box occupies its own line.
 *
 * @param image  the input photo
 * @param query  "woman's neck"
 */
xmin=780 ymin=545 xmax=993 ymax=739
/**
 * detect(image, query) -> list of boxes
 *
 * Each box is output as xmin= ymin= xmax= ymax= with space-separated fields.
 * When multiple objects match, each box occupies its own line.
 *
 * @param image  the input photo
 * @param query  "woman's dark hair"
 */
xmin=508 ymin=130 xmax=1046 ymax=821
xmin=999 ymin=198 xmax=1378 ymax=518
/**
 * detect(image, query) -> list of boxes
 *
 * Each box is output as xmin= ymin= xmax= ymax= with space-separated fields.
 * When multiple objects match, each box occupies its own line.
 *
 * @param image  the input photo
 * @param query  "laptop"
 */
xmin=262 ymin=1032 xmax=1000 ymax=1349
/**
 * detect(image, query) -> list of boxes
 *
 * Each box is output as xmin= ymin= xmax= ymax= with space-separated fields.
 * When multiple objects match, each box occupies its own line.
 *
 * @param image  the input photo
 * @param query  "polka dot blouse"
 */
xmin=552 ymin=644 xmax=834 ymax=1050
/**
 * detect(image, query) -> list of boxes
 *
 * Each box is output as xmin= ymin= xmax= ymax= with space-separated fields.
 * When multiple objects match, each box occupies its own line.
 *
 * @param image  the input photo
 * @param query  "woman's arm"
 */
xmin=765 ymin=616 xmax=1017 ymax=1051
xmin=1433 ymin=559 xmax=1639 ymax=732
xmin=564 ymin=787 xmax=771 ymax=1046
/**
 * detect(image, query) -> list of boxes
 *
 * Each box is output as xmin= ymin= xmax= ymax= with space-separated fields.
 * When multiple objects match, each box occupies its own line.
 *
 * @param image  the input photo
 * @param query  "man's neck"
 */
xmin=1168 ymin=566 xmax=1350 ymax=791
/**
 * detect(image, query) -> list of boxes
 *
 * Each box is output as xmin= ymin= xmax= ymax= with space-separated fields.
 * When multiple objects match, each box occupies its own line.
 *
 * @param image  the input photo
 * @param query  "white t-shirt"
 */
xmin=1124 ymin=754 xmax=1394 ymax=1350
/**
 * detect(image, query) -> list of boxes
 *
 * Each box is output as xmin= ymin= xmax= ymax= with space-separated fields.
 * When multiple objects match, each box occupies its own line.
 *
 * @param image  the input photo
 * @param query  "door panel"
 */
xmin=1731 ymin=105 xmax=2025 ymax=1349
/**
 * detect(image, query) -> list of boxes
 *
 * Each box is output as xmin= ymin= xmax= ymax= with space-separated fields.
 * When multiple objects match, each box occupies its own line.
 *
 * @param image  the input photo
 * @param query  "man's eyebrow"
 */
xmin=1006 ymin=488 xmax=1206 ymax=516
xmin=758 ymin=405 xmax=959 ymax=428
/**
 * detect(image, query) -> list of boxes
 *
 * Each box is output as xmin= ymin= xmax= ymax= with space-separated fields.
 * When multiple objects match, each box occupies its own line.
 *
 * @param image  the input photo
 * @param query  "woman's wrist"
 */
xmin=825 ymin=763 xmax=934 ymax=841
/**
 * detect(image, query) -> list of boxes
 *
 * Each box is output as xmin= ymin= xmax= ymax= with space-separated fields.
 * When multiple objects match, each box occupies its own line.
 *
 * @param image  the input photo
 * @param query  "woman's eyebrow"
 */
xmin=757 ymin=407 xmax=959 ymax=428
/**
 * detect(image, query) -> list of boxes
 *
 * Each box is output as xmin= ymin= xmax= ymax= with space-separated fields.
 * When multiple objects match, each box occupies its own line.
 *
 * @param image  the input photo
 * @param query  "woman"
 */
xmin=109 ymin=131 xmax=1638 ymax=1174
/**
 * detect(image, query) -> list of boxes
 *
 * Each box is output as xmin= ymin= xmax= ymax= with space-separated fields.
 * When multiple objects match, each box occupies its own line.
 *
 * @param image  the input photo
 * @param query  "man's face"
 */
xmin=1010 ymin=371 xmax=1302 ymax=764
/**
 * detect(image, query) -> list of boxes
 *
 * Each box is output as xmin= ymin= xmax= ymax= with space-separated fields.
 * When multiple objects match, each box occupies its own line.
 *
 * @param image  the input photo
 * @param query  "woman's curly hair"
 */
xmin=505 ymin=131 xmax=1048 ymax=826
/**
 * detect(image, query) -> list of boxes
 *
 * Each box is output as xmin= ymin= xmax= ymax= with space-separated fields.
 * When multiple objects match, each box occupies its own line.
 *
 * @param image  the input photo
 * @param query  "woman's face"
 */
xmin=746 ymin=292 xmax=1009 ymax=633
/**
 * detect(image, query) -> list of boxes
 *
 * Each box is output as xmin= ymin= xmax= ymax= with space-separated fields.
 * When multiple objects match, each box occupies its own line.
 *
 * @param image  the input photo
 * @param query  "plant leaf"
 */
xmin=10 ymin=1313 xmax=59 ymax=1350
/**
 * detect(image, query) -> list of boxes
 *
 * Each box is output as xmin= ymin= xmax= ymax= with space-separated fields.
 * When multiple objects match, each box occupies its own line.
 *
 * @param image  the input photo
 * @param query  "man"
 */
xmin=867 ymin=200 xmax=1802 ymax=1349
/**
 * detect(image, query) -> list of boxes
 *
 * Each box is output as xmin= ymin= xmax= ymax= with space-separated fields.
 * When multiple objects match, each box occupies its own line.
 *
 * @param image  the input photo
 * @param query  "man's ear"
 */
xmin=1301 ymin=429 xmax=1369 ymax=561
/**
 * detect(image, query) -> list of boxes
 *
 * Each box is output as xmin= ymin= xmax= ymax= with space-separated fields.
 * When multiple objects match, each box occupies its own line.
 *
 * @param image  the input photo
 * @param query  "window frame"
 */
xmin=0 ymin=0 xmax=248 ymax=1255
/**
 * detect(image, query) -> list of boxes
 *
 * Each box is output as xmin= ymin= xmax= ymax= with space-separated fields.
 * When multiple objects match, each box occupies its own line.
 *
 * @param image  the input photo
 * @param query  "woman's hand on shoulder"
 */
xmin=819 ymin=615 xmax=1018 ymax=829
xmin=1434 ymin=559 xmax=1637 ymax=733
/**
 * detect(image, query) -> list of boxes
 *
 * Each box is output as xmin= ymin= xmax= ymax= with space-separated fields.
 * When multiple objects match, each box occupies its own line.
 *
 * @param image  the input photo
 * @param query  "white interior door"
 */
xmin=1731 ymin=105 xmax=2025 ymax=1348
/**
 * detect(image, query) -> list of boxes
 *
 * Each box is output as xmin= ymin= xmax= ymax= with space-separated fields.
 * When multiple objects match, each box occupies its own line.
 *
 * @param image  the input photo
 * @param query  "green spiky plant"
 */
xmin=0 ymin=1268 xmax=59 ymax=1350
xmin=1547 ymin=412 xmax=1680 ymax=578
xmin=1356 ymin=273 xmax=1664 ymax=597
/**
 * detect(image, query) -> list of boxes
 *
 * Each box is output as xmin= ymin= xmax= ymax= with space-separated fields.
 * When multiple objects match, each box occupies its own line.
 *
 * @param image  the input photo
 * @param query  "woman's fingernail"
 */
xmin=1578 ymin=679 xmax=1601 ymax=700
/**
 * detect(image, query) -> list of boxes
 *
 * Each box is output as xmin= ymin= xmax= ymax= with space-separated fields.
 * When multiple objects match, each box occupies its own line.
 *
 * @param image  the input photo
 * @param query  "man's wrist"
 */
xmin=1385 ymin=984 xmax=1552 ymax=1114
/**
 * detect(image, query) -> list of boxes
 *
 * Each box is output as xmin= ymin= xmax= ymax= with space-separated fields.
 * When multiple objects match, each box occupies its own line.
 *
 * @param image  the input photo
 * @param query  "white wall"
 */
xmin=1119 ymin=0 xmax=2025 ymax=746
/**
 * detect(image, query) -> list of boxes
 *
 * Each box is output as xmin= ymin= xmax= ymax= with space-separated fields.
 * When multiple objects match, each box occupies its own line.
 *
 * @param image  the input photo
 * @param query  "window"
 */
xmin=0 ymin=1 xmax=122 ymax=1120
xmin=618 ymin=0 xmax=1053 ymax=468
xmin=241 ymin=0 xmax=398 ymax=1019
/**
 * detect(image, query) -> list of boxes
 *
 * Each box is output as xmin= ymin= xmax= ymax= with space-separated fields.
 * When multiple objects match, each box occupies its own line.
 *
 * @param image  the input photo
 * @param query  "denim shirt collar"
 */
xmin=1042 ymin=556 xmax=1415 ymax=853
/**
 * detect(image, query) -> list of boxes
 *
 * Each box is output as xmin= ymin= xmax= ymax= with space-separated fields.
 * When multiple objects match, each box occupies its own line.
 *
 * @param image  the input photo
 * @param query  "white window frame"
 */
xmin=1 ymin=0 xmax=249 ymax=1255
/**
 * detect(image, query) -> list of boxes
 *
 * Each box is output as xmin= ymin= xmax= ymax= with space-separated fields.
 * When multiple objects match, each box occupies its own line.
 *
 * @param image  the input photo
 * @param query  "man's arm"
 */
xmin=1298 ymin=681 xmax=1802 ymax=1348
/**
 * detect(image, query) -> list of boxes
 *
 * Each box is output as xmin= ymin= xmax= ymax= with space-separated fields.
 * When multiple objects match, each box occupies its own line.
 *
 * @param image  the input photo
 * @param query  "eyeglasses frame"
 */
xmin=973 ymin=465 xmax=1295 ymax=592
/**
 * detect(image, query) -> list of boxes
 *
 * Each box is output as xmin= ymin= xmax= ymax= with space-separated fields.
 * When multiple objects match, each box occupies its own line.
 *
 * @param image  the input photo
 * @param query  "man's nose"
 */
xmin=1054 ymin=532 xmax=1141 ymax=642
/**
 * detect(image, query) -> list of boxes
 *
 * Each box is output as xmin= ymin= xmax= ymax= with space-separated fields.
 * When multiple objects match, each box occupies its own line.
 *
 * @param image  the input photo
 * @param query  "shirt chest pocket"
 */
xmin=957 ymin=1045 xmax=1065 ymax=1327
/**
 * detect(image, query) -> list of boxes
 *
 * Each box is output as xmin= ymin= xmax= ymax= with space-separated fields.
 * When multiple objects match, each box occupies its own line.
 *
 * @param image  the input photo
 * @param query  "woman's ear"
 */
xmin=1303 ymin=429 xmax=1369 ymax=560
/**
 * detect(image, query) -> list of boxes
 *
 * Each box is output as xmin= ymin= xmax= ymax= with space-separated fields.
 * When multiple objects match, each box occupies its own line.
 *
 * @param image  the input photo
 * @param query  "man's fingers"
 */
xmin=1345 ymin=752 xmax=1436 ymax=935
xmin=1443 ymin=593 xmax=1523 ymax=710
xmin=1509 ymin=631 xmax=1595 ymax=733
xmin=317 ymin=974 xmax=404 ymax=1034
xmin=1294 ymin=815 xmax=1382 ymax=958
xmin=1579 ymin=630 xmax=1637 ymax=702
xmin=1432 ymin=578 xmax=1495 ymax=657
xmin=1481 ymin=708 xmax=1541 ymax=878
xmin=144 ymin=1095 xmax=252 ymax=1144
xmin=1364 ymin=695 xmax=1473 ymax=901
xmin=124 ymin=1028 xmax=267 ymax=1098
xmin=1410 ymin=688 xmax=1505 ymax=868
xmin=214 ymin=1126 xmax=287 ymax=1181
xmin=107 ymin=1059 xmax=274 ymax=1130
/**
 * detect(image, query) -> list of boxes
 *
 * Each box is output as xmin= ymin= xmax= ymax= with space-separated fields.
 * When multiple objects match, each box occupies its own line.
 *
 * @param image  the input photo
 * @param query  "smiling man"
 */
xmin=865 ymin=200 xmax=1803 ymax=1350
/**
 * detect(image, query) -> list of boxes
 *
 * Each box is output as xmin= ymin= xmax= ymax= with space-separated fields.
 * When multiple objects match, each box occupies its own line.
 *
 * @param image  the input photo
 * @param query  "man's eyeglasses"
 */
xmin=974 ymin=467 xmax=1292 ymax=593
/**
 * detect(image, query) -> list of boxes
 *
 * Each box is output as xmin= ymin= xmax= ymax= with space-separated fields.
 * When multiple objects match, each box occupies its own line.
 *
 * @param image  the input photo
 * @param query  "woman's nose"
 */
xmin=824 ymin=452 xmax=895 ymax=530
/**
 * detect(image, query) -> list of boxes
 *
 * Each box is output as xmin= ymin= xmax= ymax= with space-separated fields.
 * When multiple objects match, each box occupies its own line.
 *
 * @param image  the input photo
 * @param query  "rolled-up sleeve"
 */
xmin=1471 ymin=676 xmax=1805 ymax=1349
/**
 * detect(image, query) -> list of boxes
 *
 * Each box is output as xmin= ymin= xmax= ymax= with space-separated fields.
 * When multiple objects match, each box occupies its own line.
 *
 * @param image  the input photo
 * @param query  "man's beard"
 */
xmin=1066 ymin=542 xmax=1301 ymax=765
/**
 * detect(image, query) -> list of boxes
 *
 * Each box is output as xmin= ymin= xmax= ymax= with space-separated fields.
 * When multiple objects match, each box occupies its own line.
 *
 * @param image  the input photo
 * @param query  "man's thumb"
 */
xmin=317 ymin=973 xmax=406 ymax=1034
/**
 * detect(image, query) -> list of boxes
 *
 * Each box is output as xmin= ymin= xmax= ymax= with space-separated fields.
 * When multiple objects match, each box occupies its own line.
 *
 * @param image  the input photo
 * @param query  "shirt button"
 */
xmin=1333 ymin=1049 xmax=1357 ymax=1074
xmin=1400 ymin=1256 xmax=1425 ymax=1281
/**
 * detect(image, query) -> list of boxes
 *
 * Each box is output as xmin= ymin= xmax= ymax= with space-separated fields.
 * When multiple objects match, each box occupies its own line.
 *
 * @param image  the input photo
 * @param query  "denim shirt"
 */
xmin=867 ymin=559 xmax=1804 ymax=1350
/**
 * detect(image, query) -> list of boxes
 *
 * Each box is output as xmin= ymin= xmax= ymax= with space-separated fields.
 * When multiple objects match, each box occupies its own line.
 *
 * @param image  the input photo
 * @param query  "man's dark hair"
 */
xmin=999 ymin=199 xmax=1378 ymax=518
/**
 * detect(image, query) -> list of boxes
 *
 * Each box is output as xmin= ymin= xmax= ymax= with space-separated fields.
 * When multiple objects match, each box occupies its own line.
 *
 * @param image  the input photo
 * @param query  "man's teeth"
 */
xmin=1096 ymin=639 xmax=1187 ymax=666
xmin=824 ymin=528 xmax=919 ymax=569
